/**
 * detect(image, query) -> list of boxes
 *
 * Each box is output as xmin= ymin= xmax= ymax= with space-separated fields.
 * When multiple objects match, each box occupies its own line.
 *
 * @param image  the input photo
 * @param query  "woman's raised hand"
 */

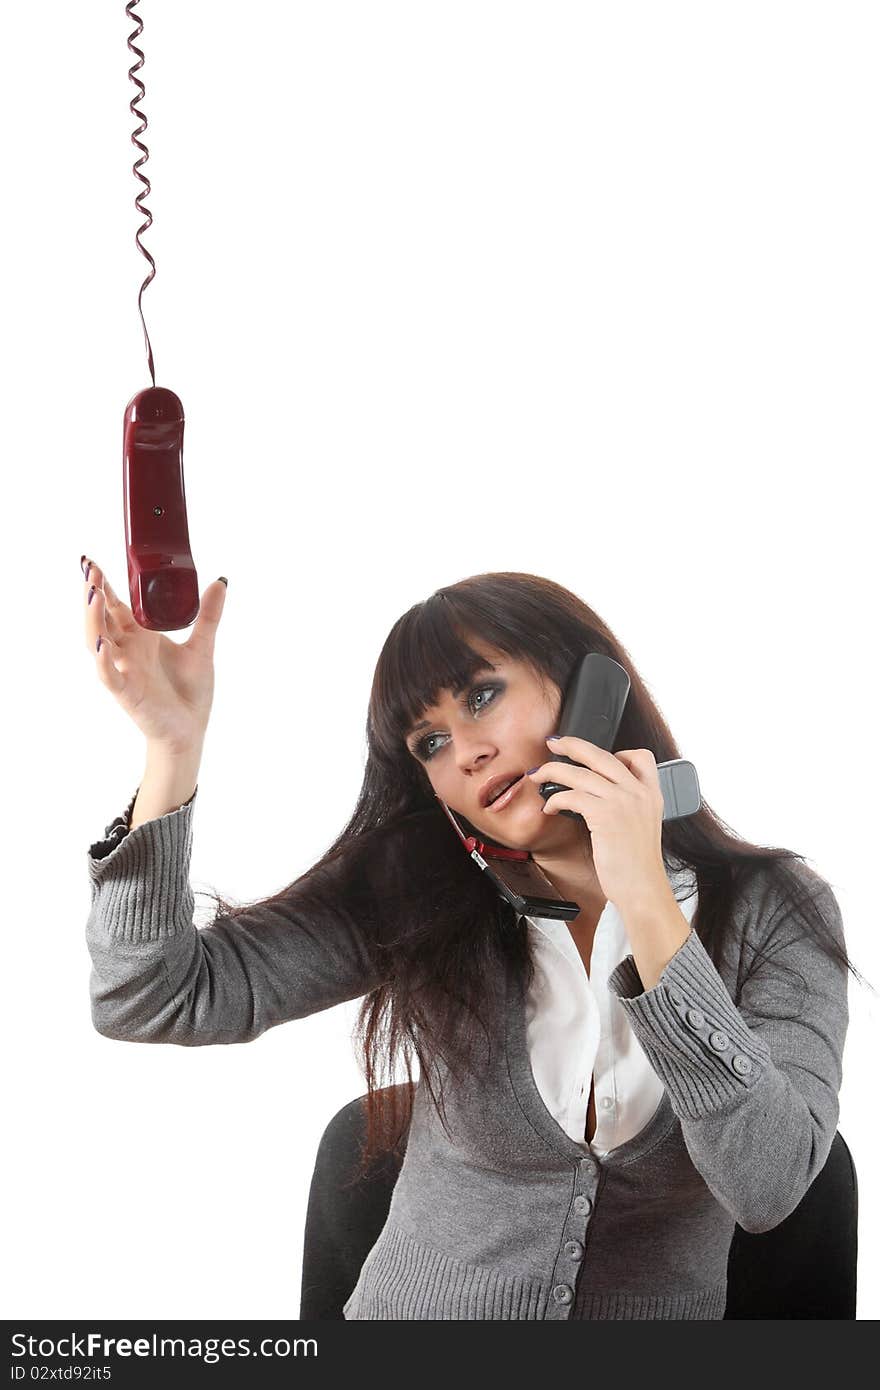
xmin=82 ymin=556 xmax=228 ymax=752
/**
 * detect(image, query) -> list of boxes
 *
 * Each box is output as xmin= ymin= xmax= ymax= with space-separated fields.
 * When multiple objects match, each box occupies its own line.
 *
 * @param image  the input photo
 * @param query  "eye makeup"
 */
xmin=409 ymin=681 xmax=505 ymax=762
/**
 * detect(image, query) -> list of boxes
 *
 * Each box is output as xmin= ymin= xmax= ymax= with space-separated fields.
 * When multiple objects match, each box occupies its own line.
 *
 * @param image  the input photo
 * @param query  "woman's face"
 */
xmin=403 ymin=640 xmax=584 ymax=853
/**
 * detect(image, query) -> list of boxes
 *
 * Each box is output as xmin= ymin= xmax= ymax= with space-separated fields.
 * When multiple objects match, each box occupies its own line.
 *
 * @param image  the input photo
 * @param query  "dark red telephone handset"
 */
xmin=123 ymin=3 xmax=199 ymax=633
xmin=123 ymin=386 xmax=199 ymax=631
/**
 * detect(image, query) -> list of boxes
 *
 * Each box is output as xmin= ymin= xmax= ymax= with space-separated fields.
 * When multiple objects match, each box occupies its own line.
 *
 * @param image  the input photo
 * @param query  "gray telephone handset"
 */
xmin=538 ymin=652 xmax=702 ymax=821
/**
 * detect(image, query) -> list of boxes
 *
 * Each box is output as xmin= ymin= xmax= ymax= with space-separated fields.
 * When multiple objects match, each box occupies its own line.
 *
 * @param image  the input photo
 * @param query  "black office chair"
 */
xmin=300 ymin=1084 xmax=858 ymax=1320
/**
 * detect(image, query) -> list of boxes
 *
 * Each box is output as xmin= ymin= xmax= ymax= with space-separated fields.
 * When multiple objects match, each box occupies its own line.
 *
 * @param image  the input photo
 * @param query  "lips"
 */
xmin=480 ymin=771 xmax=525 ymax=808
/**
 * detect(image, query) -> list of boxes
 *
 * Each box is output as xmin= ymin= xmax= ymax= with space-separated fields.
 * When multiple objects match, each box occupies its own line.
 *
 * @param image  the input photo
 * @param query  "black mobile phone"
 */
xmin=435 ymin=798 xmax=581 ymax=921
xmin=539 ymin=652 xmax=702 ymax=821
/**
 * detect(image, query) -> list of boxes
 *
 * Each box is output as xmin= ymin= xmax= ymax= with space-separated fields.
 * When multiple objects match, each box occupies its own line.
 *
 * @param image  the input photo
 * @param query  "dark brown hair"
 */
xmin=203 ymin=572 xmax=870 ymax=1184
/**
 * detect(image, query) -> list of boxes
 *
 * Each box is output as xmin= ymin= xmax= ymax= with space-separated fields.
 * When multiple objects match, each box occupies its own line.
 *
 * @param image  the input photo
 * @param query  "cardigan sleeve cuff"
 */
xmin=87 ymin=786 xmax=142 ymax=861
xmin=606 ymin=926 xmax=772 ymax=1121
xmin=86 ymin=785 xmax=199 ymax=945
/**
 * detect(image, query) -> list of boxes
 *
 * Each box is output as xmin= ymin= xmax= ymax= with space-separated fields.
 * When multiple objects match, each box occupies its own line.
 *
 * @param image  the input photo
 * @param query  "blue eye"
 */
xmin=419 ymin=735 xmax=442 ymax=761
xmin=472 ymin=686 xmax=495 ymax=710
xmin=414 ymin=683 xmax=501 ymax=762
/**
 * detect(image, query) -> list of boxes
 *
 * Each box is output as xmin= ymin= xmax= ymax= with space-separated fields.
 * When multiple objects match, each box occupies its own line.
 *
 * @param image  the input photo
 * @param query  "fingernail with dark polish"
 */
xmin=96 ymin=635 xmax=103 ymax=652
xmin=218 ymin=576 xmax=228 ymax=587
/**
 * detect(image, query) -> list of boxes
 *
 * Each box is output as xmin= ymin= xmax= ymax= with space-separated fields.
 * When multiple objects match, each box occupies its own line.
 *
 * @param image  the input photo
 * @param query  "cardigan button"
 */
xmin=732 ymin=1053 xmax=753 ymax=1075
xmin=685 ymin=1007 xmax=705 ymax=1030
xmin=668 ymin=986 xmax=685 ymax=1006
xmin=565 ymin=1240 xmax=584 ymax=1261
xmin=552 ymin=1284 xmax=574 ymax=1305
xmin=709 ymin=1030 xmax=730 ymax=1052
xmin=574 ymin=1195 xmax=593 ymax=1215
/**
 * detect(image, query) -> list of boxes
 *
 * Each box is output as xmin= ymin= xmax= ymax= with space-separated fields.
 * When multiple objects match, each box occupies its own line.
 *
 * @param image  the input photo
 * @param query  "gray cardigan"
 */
xmin=85 ymin=786 xmax=849 ymax=1320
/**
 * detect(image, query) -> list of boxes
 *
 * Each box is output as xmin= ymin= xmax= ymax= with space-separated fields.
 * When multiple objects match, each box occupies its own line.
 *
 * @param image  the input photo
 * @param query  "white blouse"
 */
xmin=521 ymin=865 xmax=699 ymax=1158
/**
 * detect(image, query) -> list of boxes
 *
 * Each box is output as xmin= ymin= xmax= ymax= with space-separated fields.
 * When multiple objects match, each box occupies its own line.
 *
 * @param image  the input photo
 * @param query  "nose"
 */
xmin=454 ymin=730 xmax=496 ymax=774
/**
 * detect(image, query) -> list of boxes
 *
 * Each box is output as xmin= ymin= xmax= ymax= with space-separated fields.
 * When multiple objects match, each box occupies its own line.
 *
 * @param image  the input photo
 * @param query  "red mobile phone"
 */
xmin=435 ymin=798 xmax=581 ymax=921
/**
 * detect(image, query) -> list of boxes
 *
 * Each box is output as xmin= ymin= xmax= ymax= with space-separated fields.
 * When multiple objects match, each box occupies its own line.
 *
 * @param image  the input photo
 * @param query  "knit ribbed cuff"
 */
xmin=86 ymin=787 xmax=199 ymax=945
xmin=607 ymin=927 xmax=771 ymax=1120
xmin=87 ymin=786 xmax=141 ymax=861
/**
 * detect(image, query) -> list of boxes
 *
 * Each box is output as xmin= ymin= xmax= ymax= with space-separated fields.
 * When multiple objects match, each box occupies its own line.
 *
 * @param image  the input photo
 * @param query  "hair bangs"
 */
xmin=369 ymin=596 xmax=500 ymax=761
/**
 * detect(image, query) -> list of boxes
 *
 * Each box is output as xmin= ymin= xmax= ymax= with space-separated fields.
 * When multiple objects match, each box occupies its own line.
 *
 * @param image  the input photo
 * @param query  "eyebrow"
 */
xmin=407 ymin=664 xmax=497 ymax=738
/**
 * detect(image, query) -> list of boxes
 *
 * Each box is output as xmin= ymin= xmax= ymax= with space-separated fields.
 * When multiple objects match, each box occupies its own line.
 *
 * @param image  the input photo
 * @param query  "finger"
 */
xmin=614 ymin=749 xmax=661 ymax=789
xmin=84 ymin=570 xmax=121 ymax=648
xmin=526 ymin=761 xmax=608 ymax=794
xmin=540 ymin=788 xmax=595 ymax=821
xmin=186 ymin=578 xmax=227 ymax=656
xmin=94 ymin=630 xmax=126 ymax=697
xmin=544 ymin=735 xmax=628 ymax=782
xmin=102 ymin=573 xmax=136 ymax=630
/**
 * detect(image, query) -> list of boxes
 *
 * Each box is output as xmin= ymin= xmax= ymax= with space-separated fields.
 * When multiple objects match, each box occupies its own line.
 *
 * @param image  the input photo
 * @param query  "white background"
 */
xmin=3 ymin=1 xmax=877 ymax=1320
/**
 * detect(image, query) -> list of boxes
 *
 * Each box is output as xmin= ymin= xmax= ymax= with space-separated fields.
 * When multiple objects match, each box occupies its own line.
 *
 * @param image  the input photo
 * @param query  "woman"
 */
xmin=83 ymin=560 xmax=859 ymax=1320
